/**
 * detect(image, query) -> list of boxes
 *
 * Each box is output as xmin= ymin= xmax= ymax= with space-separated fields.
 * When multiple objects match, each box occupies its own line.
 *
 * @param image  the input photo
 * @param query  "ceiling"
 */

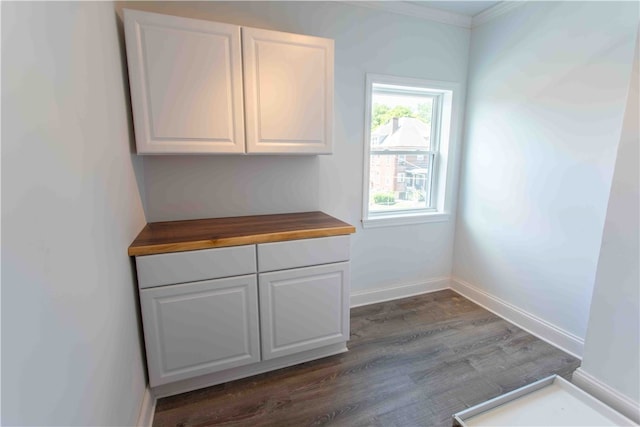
xmin=407 ymin=1 xmax=501 ymax=17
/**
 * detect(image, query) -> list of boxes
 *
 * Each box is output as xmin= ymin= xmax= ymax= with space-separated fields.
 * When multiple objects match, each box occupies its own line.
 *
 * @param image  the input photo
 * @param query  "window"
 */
xmin=362 ymin=74 xmax=459 ymax=227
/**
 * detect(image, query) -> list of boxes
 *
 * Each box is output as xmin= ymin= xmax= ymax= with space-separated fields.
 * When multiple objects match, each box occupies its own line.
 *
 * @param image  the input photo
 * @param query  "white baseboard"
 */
xmin=450 ymin=277 xmax=584 ymax=359
xmin=572 ymin=368 xmax=640 ymax=423
xmin=136 ymin=386 xmax=156 ymax=427
xmin=350 ymin=277 xmax=449 ymax=308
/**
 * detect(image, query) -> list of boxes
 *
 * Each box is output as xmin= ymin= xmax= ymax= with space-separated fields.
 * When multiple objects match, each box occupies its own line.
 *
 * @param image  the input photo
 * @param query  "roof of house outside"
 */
xmin=371 ymin=117 xmax=431 ymax=150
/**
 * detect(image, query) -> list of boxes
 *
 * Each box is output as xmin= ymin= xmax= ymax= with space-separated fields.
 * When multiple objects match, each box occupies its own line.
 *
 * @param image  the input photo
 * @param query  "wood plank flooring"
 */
xmin=153 ymin=290 xmax=580 ymax=427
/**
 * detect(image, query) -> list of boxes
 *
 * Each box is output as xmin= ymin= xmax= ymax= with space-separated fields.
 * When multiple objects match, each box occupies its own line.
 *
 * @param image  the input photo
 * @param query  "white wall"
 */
xmin=2 ymin=2 xmax=148 ymax=425
xmin=117 ymin=1 xmax=470 ymax=294
xmin=575 ymin=35 xmax=639 ymax=421
xmin=453 ymin=1 xmax=638 ymax=348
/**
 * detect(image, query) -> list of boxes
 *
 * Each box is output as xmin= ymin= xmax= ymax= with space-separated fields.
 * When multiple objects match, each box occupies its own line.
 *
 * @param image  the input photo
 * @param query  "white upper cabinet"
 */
xmin=242 ymin=27 xmax=333 ymax=154
xmin=123 ymin=9 xmax=334 ymax=155
xmin=124 ymin=10 xmax=245 ymax=154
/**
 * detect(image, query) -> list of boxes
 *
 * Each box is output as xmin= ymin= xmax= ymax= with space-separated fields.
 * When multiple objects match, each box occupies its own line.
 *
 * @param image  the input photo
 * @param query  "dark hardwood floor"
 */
xmin=153 ymin=290 xmax=580 ymax=427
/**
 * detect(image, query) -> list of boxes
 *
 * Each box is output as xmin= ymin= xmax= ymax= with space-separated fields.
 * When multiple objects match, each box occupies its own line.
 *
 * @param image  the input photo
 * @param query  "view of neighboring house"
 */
xmin=369 ymin=117 xmax=432 ymax=208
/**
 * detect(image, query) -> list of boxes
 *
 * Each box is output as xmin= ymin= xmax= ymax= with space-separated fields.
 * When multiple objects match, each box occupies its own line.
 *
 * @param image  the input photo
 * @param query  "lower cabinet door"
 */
xmin=259 ymin=262 xmax=350 ymax=360
xmin=140 ymin=275 xmax=260 ymax=386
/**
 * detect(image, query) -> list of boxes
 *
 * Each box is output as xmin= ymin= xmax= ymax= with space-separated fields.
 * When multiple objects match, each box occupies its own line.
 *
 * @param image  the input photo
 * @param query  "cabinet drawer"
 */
xmin=140 ymin=275 xmax=260 ymax=386
xmin=136 ymin=245 xmax=256 ymax=288
xmin=257 ymin=235 xmax=349 ymax=272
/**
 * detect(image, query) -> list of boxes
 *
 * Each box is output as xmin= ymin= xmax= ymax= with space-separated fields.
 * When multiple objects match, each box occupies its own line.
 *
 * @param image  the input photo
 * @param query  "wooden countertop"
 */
xmin=128 ymin=211 xmax=356 ymax=256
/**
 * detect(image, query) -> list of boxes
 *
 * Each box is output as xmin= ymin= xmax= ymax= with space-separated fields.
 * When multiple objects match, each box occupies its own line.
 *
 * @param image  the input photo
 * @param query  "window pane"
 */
xmin=369 ymin=154 xmax=432 ymax=213
xmin=371 ymin=85 xmax=434 ymax=151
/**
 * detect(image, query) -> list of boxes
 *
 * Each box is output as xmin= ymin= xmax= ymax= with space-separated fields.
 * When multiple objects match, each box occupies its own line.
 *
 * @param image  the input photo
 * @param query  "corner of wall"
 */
xmin=135 ymin=387 xmax=157 ymax=427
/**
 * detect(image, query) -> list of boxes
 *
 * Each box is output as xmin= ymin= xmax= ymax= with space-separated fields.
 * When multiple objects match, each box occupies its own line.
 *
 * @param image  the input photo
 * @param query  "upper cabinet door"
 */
xmin=124 ymin=10 xmax=245 ymax=154
xmin=242 ymin=27 xmax=334 ymax=154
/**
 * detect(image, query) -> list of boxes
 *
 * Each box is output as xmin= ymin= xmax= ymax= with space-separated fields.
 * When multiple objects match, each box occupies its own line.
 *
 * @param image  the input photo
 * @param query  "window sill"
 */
xmin=362 ymin=212 xmax=450 ymax=228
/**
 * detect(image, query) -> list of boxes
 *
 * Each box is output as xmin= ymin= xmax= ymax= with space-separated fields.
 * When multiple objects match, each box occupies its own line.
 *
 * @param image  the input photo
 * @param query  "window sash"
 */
xmin=368 ymin=152 xmax=437 ymax=213
xmin=366 ymin=96 xmax=442 ymax=215
xmin=373 ymin=84 xmax=442 ymax=98
xmin=370 ymin=149 xmax=437 ymax=155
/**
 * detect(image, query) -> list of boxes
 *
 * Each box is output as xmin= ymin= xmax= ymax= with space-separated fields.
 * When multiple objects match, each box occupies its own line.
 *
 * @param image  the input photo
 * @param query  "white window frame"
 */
xmin=362 ymin=73 xmax=460 ymax=228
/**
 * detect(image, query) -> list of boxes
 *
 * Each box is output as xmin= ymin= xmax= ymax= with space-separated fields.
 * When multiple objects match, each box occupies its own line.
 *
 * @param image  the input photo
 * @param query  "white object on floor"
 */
xmin=454 ymin=375 xmax=637 ymax=426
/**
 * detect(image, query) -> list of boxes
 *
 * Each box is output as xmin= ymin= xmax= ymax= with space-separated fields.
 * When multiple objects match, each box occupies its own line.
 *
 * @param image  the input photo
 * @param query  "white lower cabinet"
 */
xmin=259 ymin=262 xmax=350 ymax=360
xmin=135 ymin=235 xmax=351 ymax=393
xmin=140 ymin=275 xmax=260 ymax=387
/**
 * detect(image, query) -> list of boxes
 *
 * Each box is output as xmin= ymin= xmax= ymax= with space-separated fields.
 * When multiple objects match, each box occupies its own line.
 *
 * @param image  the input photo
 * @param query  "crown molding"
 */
xmin=344 ymin=1 xmax=473 ymax=29
xmin=472 ymin=1 xmax=526 ymax=28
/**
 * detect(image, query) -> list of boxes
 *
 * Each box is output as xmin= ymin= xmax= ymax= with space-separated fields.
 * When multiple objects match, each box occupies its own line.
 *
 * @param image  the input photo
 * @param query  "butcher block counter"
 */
xmin=128 ymin=211 xmax=356 ymax=256
xmin=128 ymin=211 xmax=356 ymax=396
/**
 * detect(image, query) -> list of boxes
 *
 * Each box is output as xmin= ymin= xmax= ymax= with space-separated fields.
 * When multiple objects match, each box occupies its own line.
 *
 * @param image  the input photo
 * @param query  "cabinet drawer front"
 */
xmin=259 ymin=262 xmax=350 ymax=360
xmin=136 ymin=245 xmax=256 ymax=288
xmin=257 ymin=236 xmax=349 ymax=272
xmin=140 ymin=275 xmax=260 ymax=386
